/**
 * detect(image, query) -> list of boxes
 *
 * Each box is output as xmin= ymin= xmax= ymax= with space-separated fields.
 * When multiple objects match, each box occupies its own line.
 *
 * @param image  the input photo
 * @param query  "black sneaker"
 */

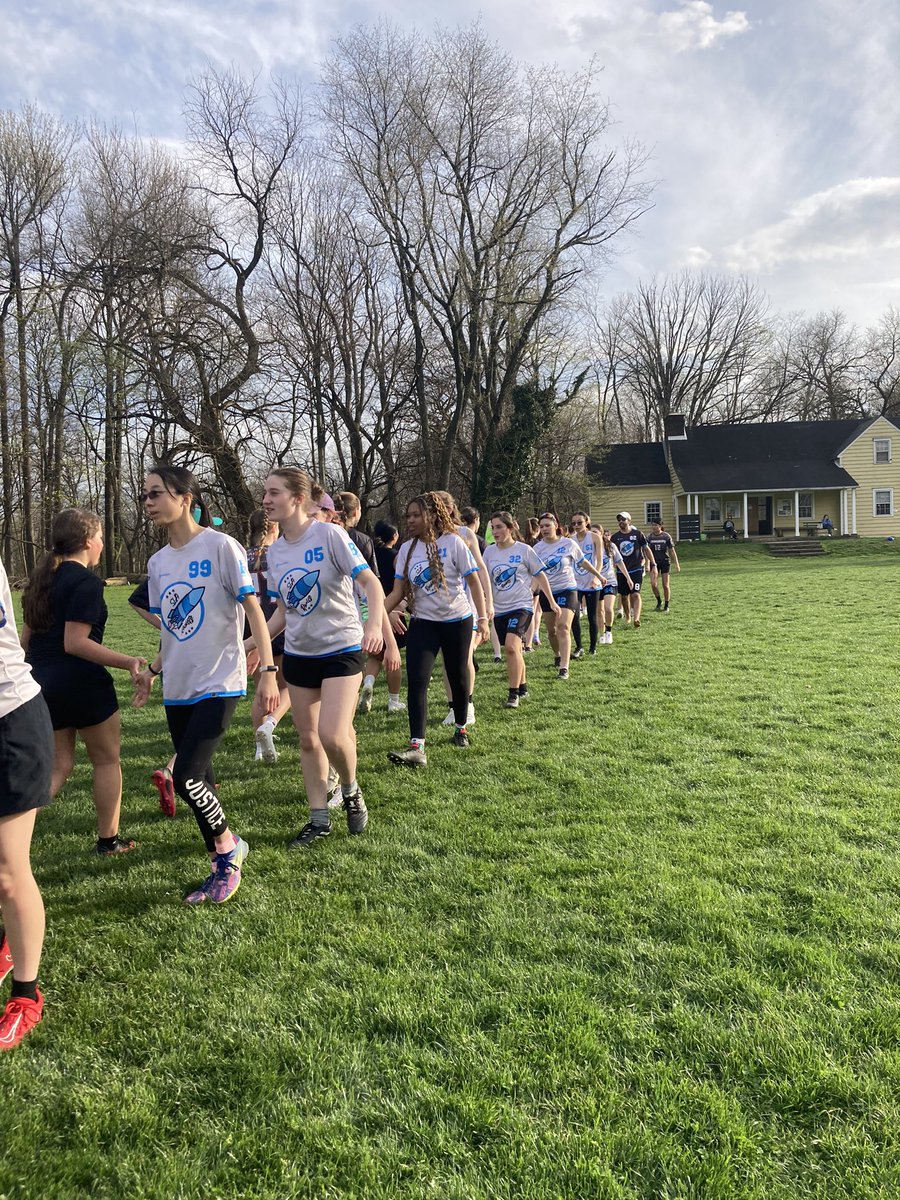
xmin=664 ymin=603 xmax=669 ymax=611
xmin=504 ymin=693 xmax=520 ymax=709
xmin=556 ymin=667 xmax=569 ymax=681
xmin=518 ymin=682 xmax=529 ymax=698
xmin=655 ymin=599 xmax=662 ymax=610
xmin=589 ymin=648 xmax=597 ymax=656
xmin=289 ymin=820 xmax=332 ymax=849
xmin=451 ymin=728 xmax=470 ymax=748
xmin=342 ymin=789 xmax=368 ymax=835
xmin=94 ymin=835 xmax=137 ymax=856
xmin=554 ymin=655 xmax=561 ymax=669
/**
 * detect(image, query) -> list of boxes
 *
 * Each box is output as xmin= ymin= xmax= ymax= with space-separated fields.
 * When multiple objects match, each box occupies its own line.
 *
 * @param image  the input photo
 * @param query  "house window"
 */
xmin=645 ymin=501 xmax=661 ymax=525
xmin=776 ymin=498 xmax=792 ymax=517
xmin=724 ymin=500 xmax=741 ymax=520
xmin=703 ymin=497 xmax=721 ymax=523
xmin=874 ymin=489 xmax=893 ymax=516
xmin=874 ymin=438 xmax=892 ymax=464
xmin=798 ymin=493 xmax=813 ymax=519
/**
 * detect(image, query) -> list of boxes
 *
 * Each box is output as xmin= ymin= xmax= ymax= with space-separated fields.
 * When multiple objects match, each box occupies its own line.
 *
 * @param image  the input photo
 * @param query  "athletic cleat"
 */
xmin=504 ymin=694 xmax=520 ymax=709
xmin=556 ymin=668 xmax=569 ymax=681
xmin=517 ymin=682 xmax=529 ymax=698
xmin=441 ymin=707 xmax=456 ymax=726
xmin=357 ymin=682 xmax=373 ymax=714
xmin=151 ymin=768 xmax=176 ymax=818
xmin=0 ymin=990 xmax=43 ymax=1051
xmin=572 ymin=648 xmax=585 ymax=660
xmin=0 ymin=933 xmax=12 ymax=987
xmin=387 ymin=696 xmax=406 ymax=713
xmin=206 ymin=851 xmax=243 ymax=904
xmin=289 ymin=820 xmax=332 ymax=849
xmin=589 ymin=648 xmax=597 ymax=655
xmin=184 ymin=870 xmax=216 ymax=905
xmin=231 ymin=836 xmax=250 ymax=869
xmin=388 ymin=745 xmax=428 ymax=768
xmin=255 ymin=721 xmax=279 ymax=763
xmin=467 ymin=703 xmax=476 ymax=727
xmin=342 ymin=789 xmax=368 ymax=834
xmin=601 ymin=632 xmax=613 ymax=645
xmin=326 ymin=764 xmax=342 ymax=808
xmin=94 ymin=835 xmax=136 ymax=856
xmin=452 ymin=728 xmax=470 ymax=748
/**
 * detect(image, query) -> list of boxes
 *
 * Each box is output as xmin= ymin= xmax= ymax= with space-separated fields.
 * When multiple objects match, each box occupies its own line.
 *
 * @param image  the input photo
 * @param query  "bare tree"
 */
xmin=864 ymin=306 xmax=900 ymax=418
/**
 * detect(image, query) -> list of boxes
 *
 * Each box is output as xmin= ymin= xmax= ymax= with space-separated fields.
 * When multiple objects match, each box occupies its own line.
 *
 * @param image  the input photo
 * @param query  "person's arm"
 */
xmin=240 ymin=592 xmax=280 ymax=726
xmin=20 ymin=624 xmax=30 ymax=653
xmin=384 ymin=577 xmax=406 ymax=614
xmin=669 ymin=538 xmax=681 ymax=572
xmin=64 ymin=622 xmax=146 ymax=681
xmin=465 ymin=571 xmax=490 ymax=644
xmin=130 ymin=605 xmax=162 ymax=632
xmin=612 ymin=546 xmax=635 ymax=590
xmin=381 ymin=609 xmax=401 ymax=673
xmin=356 ymin=566 xmax=386 ymax=655
xmin=458 ymin=526 xmax=493 ymax=619
xmin=534 ymin=571 xmax=562 ymax=614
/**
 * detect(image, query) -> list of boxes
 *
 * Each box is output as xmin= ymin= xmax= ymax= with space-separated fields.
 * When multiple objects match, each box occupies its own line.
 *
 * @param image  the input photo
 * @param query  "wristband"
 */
xmin=259 ymin=665 xmax=278 ymax=673
xmin=148 ymin=664 xmax=161 ymax=676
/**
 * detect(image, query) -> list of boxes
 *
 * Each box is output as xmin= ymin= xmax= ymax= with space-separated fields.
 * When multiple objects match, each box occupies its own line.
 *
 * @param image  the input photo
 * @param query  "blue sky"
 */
xmin=2 ymin=0 xmax=899 ymax=327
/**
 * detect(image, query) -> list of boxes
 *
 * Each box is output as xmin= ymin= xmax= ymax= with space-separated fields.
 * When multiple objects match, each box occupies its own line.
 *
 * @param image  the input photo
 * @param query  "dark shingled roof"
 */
xmin=586 ymin=443 xmax=670 ymax=486
xmin=587 ymin=418 xmax=900 ymax=492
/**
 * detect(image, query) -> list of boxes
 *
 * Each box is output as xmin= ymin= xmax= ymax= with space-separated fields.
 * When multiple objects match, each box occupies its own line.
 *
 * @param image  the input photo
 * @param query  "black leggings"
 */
xmin=406 ymin=616 xmax=473 ymax=739
xmin=572 ymin=592 xmax=600 ymax=652
xmin=165 ymin=697 xmax=239 ymax=852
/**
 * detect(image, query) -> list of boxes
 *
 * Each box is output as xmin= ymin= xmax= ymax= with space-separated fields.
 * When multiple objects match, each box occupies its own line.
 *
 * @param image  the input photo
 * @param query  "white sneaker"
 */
xmin=441 ymin=707 xmax=456 ymax=726
xmin=326 ymin=765 xmax=343 ymax=808
xmin=467 ymin=703 xmax=476 ymax=726
xmin=387 ymin=697 xmax=406 ymax=713
xmin=255 ymin=721 xmax=279 ymax=763
xmin=357 ymin=682 xmax=373 ymax=714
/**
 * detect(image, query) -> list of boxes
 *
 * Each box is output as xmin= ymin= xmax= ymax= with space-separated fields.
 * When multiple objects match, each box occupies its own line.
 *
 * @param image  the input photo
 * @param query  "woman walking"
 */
xmin=385 ymin=492 xmax=489 ymax=767
xmin=647 ymin=518 xmax=680 ymax=611
xmin=569 ymin=511 xmax=604 ymax=656
xmin=133 ymin=466 xmax=279 ymax=903
xmin=0 ymin=558 xmax=54 ymax=1050
xmin=22 ymin=509 xmax=145 ymax=855
xmin=245 ymin=510 xmax=292 ymax=763
xmin=358 ymin=520 xmax=407 ymax=715
xmin=533 ymin=512 xmax=604 ymax=680
xmin=598 ymin=527 xmax=632 ymax=643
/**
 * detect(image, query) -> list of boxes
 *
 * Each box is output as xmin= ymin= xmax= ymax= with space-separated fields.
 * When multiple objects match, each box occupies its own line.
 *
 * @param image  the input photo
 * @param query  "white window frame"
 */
xmin=776 ymin=497 xmax=792 ymax=517
xmin=703 ymin=496 xmax=721 ymax=523
xmin=874 ymin=438 xmax=892 ymax=464
xmin=724 ymin=499 xmax=741 ymax=520
xmin=873 ymin=489 xmax=893 ymax=517
xmin=644 ymin=501 xmax=661 ymax=525
xmin=798 ymin=493 xmax=813 ymax=520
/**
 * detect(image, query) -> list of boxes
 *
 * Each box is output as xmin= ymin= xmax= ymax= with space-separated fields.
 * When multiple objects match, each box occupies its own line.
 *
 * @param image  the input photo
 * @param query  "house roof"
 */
xmin=585 ymin=442 xmax=670 ymax=486
xmin=588 ymin=418 xmax=900 ymax=492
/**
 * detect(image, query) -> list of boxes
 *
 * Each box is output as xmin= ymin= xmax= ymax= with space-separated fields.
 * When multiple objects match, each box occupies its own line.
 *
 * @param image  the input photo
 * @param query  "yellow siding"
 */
xmin=840 ymin=417 xmax=900 ymax=536
xmin=588 ymin=486 xmax=677 ymax=533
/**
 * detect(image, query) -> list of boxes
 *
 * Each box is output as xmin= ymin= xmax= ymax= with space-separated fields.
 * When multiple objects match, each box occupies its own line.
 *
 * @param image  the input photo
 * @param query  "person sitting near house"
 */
xmin=821 ymin=514 xmax=834 ymax=537
xmin=722 ymin=519 xmax=738 ymax=541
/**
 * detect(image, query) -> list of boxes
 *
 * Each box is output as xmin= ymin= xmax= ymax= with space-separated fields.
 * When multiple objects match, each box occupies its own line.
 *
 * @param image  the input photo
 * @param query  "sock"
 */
xmin=605 ymin=624 xmax=612 ymax=633
xmin=343 ymin=778 xmax=359 ymax=796
xmin=518 ymin=682 xmax=528 ymax=694
xmin=388 ymin=692 xmax=401 ymax=702
xmin=11 ymin=978 xmax=38 ymax=1002
xmin=508 ymin=688 xmax=518 ymax=699
xmin=468 ymin=694 xmax=474 ymax=704
xmin=473 ymin=658 xmax=479 ymax=675
xmin=97 ymin=835 xmax=119 ymax=851
xmin=310 ymin=808 xmax=331 ymax=828
xmin=456 ymin=724 xmax=467 ymax=732
xmin=411 ymin=738 xmax=425 ymax=749
xmin=363 ymin=674 xmax=375 ymax=690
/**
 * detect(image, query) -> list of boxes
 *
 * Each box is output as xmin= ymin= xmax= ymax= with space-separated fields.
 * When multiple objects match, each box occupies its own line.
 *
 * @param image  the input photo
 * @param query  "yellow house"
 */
xmin=586 ymin=415 xmax=900 ymax=540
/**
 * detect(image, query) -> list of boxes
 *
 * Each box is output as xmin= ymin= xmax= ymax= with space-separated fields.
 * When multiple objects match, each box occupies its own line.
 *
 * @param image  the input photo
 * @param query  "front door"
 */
xmin=758 ymin=496 xmax=772 ymax=536
xmin=747 ymin=496 xmax=759 ymax=534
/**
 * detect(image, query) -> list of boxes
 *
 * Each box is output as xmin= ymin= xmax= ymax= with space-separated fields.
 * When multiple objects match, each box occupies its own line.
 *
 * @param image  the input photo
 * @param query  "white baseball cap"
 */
xmin=616 ymin=511 xmax=631 ymax=521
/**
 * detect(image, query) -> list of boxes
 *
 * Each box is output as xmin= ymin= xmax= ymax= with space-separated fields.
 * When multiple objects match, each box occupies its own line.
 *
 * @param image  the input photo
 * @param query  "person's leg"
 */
xmin=359 ymin=651 xmax=382 ymax=714
xmin=318 ymin=675 xmax=362 ymax=790
xmin=585 ymin=592 xmax=599 ymax=652
xmin=572 ymin=606 xmax=583 ymax=652
xmin=602 ymin=592 xmax=615 ymax=641
xmin=556 ymin=608 xmax=574 ymax=670
xmin=489 ymin=620 xmax=502 ymax=661
xmin=166 ymin=699 xmax=240 ymax=856
xmin=631 ymin=573 xmax=643 ymax=624
xmin=405 ymin=620 xmax=440 ymax=741
xmin=651 ymin=572 xmax=662 ymax=605
xmin=544 ymin=611 xmax=559 ymax=656
xmin=505 ymin=634 xmax=525 ymax=688
xmin=662 ymin=571 xmax=671 ymax=605
xmin=439 ymin=619 xmax=473 ymax=728
xmin=50 ymin=729 xmax=76 ymax=799
xmin=0 ymin=809 xmax=43 ymax=986
xmin=531 ymin=595 xmax=542 ymax=645
xmin=289 ymin=685 xmax=329 ymax=810
xmin=255 ymin=659 xmax=292 ymax=760
xmin=80 ymin=713 xmax=126 ymax=841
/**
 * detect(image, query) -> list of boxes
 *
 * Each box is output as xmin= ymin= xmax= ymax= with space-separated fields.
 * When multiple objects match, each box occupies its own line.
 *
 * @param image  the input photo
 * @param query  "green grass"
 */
xmin=4 ymin=547 xmax=900 ymax=1199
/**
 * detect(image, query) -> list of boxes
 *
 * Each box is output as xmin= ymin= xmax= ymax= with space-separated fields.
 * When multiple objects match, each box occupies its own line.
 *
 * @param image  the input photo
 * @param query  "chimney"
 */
xmin=664 ymin=414 xmax=687 ymax=441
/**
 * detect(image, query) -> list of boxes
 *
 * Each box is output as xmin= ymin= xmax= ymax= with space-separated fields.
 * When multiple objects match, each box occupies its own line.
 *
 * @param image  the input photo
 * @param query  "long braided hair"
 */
xmin=402 ymin=491 xmax=456 ymax=613
xmin=246 ymin=508 xmax=276 ymax=573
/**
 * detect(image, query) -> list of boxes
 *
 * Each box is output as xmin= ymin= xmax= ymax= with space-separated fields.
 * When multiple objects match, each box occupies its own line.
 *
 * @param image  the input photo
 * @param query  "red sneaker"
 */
xmin=0 ymin=990 xmax=43 ymax=1051
xmin=0 ymin=933 xmax=12 ymax=987
xmin=151 ymin=768 xmax=176 ymax=818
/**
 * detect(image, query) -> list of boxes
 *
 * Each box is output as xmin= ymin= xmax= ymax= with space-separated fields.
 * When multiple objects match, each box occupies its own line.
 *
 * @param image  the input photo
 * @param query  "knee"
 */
xmin=297 ymin=729 xmax=320 ymax=756
xmin=0 ymin=864 xmax=28 ymax=904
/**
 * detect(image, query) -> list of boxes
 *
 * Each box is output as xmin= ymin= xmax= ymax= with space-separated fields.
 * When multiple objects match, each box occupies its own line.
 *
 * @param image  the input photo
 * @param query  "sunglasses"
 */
xmin=139 ymin=489 xmax=166 ymax=503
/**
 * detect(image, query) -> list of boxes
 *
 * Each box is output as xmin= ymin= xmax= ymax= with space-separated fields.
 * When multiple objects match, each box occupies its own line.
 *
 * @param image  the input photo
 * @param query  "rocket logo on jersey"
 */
xmin=543 ymin=554 xmax=563 ymax=575
xmin=618 ymin=539 xmax=635 ymax=558
xmin=161 ymin=583 xmax=205 ymax=642
xmin=410 ymin=560 xmax=438 ymax=595
xmin=492 ymin=563 xmax=518 ymax=592
xmin=279 ymin=567 xmax=322 ymax=616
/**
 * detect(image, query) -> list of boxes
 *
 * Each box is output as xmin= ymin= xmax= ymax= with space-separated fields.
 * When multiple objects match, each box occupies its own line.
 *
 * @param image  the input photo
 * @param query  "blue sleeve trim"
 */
xmin=350 ymin=563 xmax=367 ymax=579
xmin=531 ymin=565 xmax=546 ymax=576
xmin=148 ymin=606 xmax=162 ymax=615
xmin=462 ymin=567 xmax=479 ymax=578
xmin=236 ymin=585 xmax=255 ymax=599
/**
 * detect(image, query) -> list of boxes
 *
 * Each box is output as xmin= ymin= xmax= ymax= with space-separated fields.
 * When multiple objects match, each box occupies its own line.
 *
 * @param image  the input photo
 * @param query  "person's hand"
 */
xmin=245 ymin=646 xmax=260 ymax=676
xmin=133 ymin=669 xmax=154 ymax=708
xmin=128 ymin=656 xmax=147 ymax=684
xmin=252 ymin=670 xmax=280 ymax=726
xmin=362 ymin=622 xmax=384 ymax=656
xmin=474 ymin=617 xmax=490 ymax=646
xmin=550 ymin=602 xmax=562 ymax=616
xmin=676 ymin=564 xmax=682 ymax=573
xmin=389 ymin=610 xmax=407 ymax=636
xmin=384 ymin=643 xmax=402 ymax=673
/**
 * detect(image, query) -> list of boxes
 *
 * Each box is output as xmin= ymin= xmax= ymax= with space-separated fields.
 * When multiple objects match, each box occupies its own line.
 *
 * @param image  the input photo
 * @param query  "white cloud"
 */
xmin=683 ymin=245 xmax=713 ymax=266
xmin=726 ymin=177 xmax=900 ymax=273
xmin=657 ymin=1 xmax=750 ymax=52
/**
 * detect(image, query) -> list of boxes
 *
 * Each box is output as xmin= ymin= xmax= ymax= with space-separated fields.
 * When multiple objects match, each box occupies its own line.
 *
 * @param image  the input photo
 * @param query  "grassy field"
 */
xmin=3 ymin=541 xmax=900 ymax=1199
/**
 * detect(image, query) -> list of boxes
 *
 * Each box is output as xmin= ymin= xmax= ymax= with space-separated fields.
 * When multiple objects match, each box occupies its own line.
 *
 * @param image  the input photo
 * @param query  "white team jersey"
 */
xmin=573 ymin=531 xmax=601 ymax=591
xmin=149 ymin=528 xmax=255 ymax=705
xmin=395 ymin=533 xmax=477 ymax=622
xmin=0 ymin=560 xmax=41 ymax=719
xmin=533 ymin=536 xmax=585 ymax=591
xmin=598 ymin=545 xmax=625 ymax=586
xmin=266 ymin=522 xmax=367 ymax=658
xmin=483 ymin=541 xmax=546 ymax=614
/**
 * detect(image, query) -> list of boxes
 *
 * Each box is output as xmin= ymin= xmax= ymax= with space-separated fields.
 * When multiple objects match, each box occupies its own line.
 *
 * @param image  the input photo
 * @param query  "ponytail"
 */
xmin=22 ymin=507 xmax=101 ymax=632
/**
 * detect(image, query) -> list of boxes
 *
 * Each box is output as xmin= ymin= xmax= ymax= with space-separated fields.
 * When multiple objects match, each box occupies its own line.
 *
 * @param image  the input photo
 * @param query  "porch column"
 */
xmin=840 ymin=489 xmax=847 ymax=535
xmin=852 ymin=489 xmax=857 ymax=535
xmin=673 ymin=492 xmax=679 ymax=538
xmin=794 ymin=490 xmax=800 ymax=538
xmin=743 ymin=492 xmax=749 ymax=539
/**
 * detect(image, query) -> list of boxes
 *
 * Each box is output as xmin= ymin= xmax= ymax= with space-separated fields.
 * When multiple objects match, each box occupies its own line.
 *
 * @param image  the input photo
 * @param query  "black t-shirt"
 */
xmin=348 ymin=528 xmax=379 ymax=578
xmin=610 ymin=528 xmax=648 ymax=572
xmin=647 ymin=533 xmax=674 ymax=566
xmin=26 ymin=561 xmax=107 ymax=667
xmin=128 ymin=577 xmax=151 ymax=611
xmin=374 ymin=543 xmax=398 ymax=595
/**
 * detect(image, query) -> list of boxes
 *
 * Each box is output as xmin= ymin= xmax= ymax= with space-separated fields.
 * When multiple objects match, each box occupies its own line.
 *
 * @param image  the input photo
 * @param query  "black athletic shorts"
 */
xmin=283 ymin=649 xmax=365 ymax=689
xmin=0 ymin=693 xmax=54 ymax=816
xmin=600 ymin=584 xmax=616 ymax=596
xmin=31 ymin=661 xmax=119 ymax=730
xmin=653 ymin=561 xmax=670 ymax=575
xmin=494 ymin=609 xmax=533 ymax=643
xmin=617 ymin=569 xmax=643 ymax=597
xmin=539 ymin=588 xmax=578 ymax=613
